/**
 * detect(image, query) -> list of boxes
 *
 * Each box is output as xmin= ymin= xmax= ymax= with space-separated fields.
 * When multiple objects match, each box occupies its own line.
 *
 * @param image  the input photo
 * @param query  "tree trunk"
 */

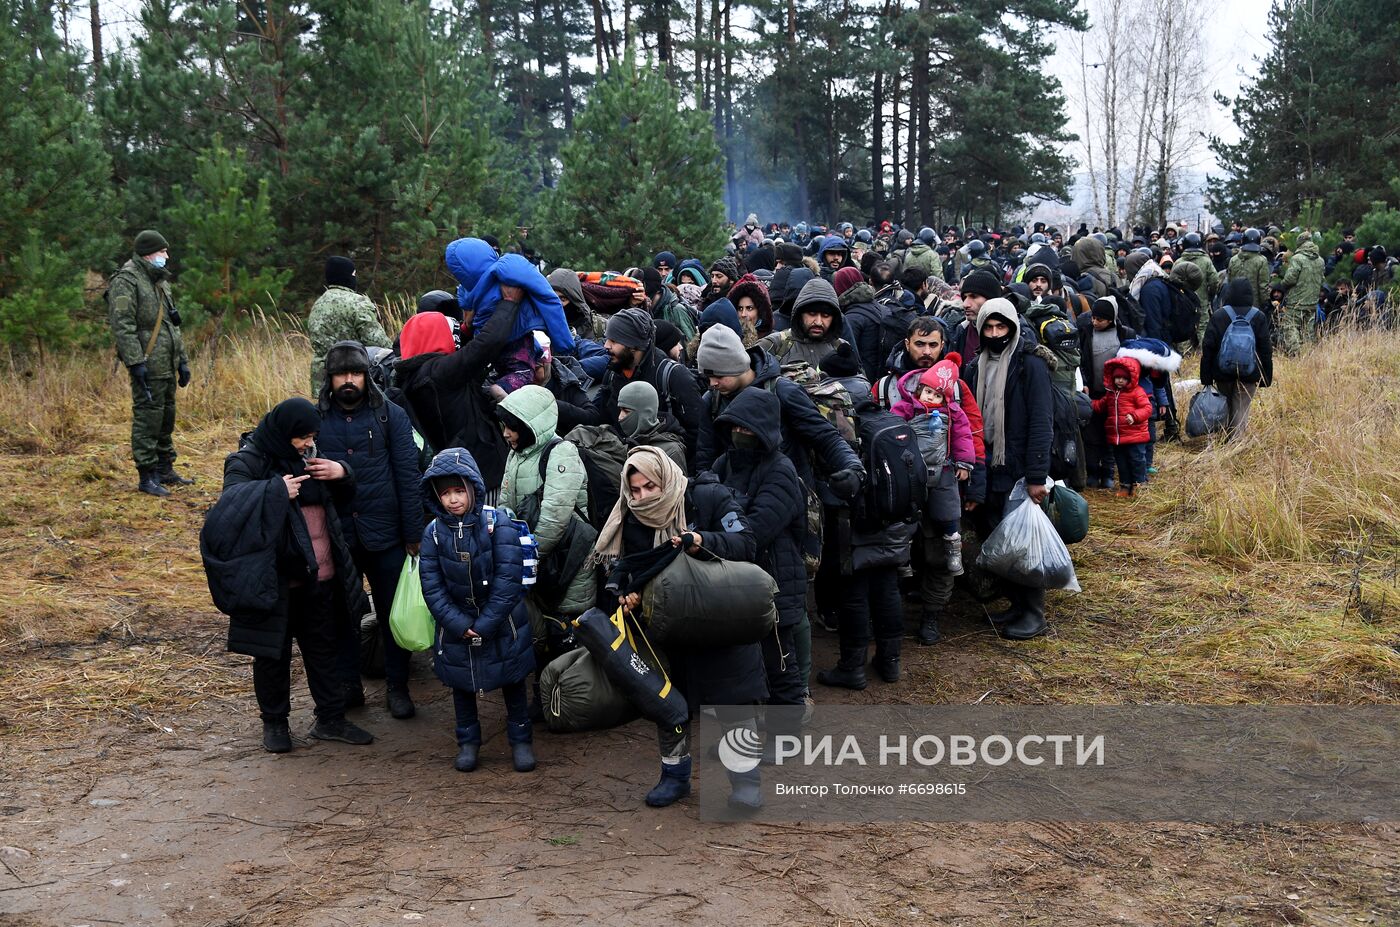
xmin=787 ymin=0 xmax=808 ymax=217
xmin=481 ymin=0 xmax=495 ymax=66
xmin=915 ymin=0 xmax=932 ymax=227
xmin=891 ymin=69 xmax=902 ymax=217
xmin=872 ymin=68 xmax=884 ymax=221
xmin=590 ymin=0 xmax=607 ymax=71
xmin=553 ymin=0 xmax=574 ymax=130
xmin=694 ymin=0 xmax=702 ymax=97
xmin=657 ymin=0 xmax=672 ymax=63
xmin=89 ymin=0 xmax=102 ymax=76
xmin=723 ymin=0 xmax=735 ymax=220
xmin=904 ymin=67 xmax=916 ymax=223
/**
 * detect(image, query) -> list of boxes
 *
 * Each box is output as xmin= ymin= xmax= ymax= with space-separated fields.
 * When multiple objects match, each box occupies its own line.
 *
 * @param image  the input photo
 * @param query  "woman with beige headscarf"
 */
xmin=592 ymin=446 xmax=769 ymax=811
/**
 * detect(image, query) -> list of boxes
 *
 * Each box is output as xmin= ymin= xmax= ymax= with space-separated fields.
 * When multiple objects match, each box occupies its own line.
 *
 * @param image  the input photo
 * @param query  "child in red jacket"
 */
xmin=1092 ymin=357 xmax=1152 ymax=497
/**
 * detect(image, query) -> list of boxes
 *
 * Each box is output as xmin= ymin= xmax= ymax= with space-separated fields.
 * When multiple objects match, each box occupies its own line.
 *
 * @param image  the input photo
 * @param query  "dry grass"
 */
xmin=0 ymin=321 xmax=1396 ymax=736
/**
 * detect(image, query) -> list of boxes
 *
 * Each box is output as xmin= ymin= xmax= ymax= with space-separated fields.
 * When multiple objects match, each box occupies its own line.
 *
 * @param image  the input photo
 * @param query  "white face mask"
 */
xmin=149 ymin=256 xmax=168 ymax=269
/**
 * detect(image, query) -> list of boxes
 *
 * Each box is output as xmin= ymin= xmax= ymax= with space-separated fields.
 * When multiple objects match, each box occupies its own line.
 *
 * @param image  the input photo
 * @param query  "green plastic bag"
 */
xmin=389 ymin=555 xmax=434 ymax=652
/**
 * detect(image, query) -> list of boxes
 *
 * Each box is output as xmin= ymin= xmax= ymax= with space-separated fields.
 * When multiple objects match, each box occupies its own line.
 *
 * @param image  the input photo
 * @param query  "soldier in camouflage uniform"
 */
xmin=1226 ymin=228 xmax=1273 ymax=311
xmin=1176 ymin=232 xmax=1221 ymax=343
xmin=1277 ymin=234 xmax=1325 ymax=355
xmin=306 ymin=256 xmax=390 ymax=394
xmin=108 ymin=229 xmax=192 ymax=497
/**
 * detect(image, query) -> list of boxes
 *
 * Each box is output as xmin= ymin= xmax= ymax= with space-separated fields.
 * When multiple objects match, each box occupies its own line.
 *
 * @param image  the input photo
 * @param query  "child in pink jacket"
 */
xmin=890 ymin=365 xmax=975 ymax=574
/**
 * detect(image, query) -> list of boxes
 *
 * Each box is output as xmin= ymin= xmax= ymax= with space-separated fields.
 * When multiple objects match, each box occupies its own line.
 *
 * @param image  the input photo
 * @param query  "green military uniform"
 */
xmin=306 ymin=285 xmax=391 ymax=394
xmin=1178 ymin=247 xmax=1220 ymax=340
xmin=901 ymin=242 xmax=943 ymax=281
xmin=108 ymin=247 xmax=188 ymax=479
xmin=1278 ymin=238 xmax=1325 ymax=355
xmin=1226 ymin=250 xmax=1271 ymax=310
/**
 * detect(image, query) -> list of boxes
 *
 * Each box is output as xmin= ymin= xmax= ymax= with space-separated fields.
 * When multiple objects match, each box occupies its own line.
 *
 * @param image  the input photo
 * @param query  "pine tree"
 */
xmin=0 ymin=232 xmax=87 ymax=362
xmin=163 ymin=136 xmax=291 ymax=356
xmin=0 ymin=0 xmax=118 ymax=297
xmin=536 ymin=53 xmax=727 ymax=268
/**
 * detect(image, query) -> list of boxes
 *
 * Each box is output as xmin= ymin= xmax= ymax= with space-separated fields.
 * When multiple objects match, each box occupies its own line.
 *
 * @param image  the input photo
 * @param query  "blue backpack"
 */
xmin=1217 ymin=307 xmax=1261 ymax=378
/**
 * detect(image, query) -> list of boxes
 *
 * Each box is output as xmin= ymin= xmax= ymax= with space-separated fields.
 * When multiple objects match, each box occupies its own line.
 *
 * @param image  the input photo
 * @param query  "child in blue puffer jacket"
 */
xmin=419 ymin=448 xmax=537 ymax=774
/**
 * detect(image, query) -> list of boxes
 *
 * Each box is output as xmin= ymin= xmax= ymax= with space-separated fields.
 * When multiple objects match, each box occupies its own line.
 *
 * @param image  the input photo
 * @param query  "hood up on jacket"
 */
xmin=1117 ymin=337 xmax=1182 ymax=373
xmin=789 ymin=277 xmax=845 ymax=343
xmin=495 ymin=383 xmax=557 ymax=454
xmin=777 ymin=267 xmax=816 ymax=314
xmin=446 ymin=237 xmax=575 ymax=353
xmin=422 ymin=447 xmax=489 ymax=522
xmin=546 ymin=267 xmax=587 ymax=311
xmin=1102 ymin=355 xmax=1144 ymax=391
xmin=728 ymin=274 xmax=774 ymax=334
xmin=714 ymin=384 xmax=783 ymax=455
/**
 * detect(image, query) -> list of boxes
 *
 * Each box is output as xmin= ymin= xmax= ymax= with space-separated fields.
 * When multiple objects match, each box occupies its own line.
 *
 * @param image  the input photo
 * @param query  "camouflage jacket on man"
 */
xmin=1178 ymin=248 xmax=1220 ymax=310
xmin=306 ymin=285 xmax=391 ymax=392
xmin=108 ymin=256 xmax=187 ymax=378
xmin=1280 ymin=240 xmax=1325 ymax=311
xmin=1227 ymin=251 xmax=1272 ymax=309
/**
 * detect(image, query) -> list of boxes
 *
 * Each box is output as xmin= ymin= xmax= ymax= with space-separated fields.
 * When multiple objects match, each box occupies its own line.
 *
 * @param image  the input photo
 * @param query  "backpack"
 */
xmin=549 ymin=430 xmax=627 ymax=531
xmin=1048 ymin=388 xmax=1087 ymax=490
xmin=876 ymin=297 xmax=920 ymax=363
xmin=774 ymin=360 xmax=857 ymax=444
xmin=1034 ymin=312 xmax=1081 ymax=374
xmin=1105 ymin=284 xmax=1146 ymax=332
xmin=1217 ymin=307 xmax=1261 ymax=379
xmin=1062 ymin=290 xmax=1091 ymax=319
xmin=1165 ymin=280 xmax=1202 ymax=343
xmin=853 ymin=407 xmax=927 ymax=529
xmin=366 ymin=346 xmax=398 ymax=393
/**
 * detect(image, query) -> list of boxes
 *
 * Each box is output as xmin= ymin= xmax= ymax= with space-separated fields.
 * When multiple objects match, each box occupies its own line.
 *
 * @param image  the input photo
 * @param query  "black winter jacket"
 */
xmin=713 ymin=388 xmax=807 ymax=629
xmin=395 ymin=298 xmax=522 ymax=490
xmin=316 ymin=384 xmax=423 ymax=552
xmin=963 ymin=341 xmax=1054 ymax=494
xmin=575 ymin=347 xmax=703 ymax=456
xmin=1200 ymin=305 xmax=1274 ymax=388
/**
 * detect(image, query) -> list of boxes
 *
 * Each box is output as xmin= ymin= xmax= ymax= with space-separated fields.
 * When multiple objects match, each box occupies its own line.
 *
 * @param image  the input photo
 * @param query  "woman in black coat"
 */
xmin=594 ymin=447 xmax=768 ymax=810
xmin=712 ymin=387 xmax=807 ymax=724
xmin=1200 ymin=278 xmax=1273 ymax=440
xmin=214 ymin=398 xmax=373 ymax=753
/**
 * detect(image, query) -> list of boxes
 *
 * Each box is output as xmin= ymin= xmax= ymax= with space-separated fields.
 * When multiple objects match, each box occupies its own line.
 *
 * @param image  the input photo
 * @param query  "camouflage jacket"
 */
xmin=1178 ymin=248 xmax=1220 ymax=309
xmin=108 ymin=256 xmax=187 ymax=378
xmin=1281 ymin=240 xmax=1325 ymax=311
xmin=1227 ymin=251 xmax=1272 ymax=309
xmin=306 ymin=285 xmax=391 ymax=392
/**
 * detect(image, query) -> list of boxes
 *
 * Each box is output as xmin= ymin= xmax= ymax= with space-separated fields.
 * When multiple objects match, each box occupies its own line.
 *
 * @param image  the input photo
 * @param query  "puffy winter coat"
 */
xmin=838 ymin=283 xmax=887 ymax=381
xmin=963 ymin=341 xmax=1054 ymax=494
xmin=396 ymin=299 xmax=523 ymax=490
xmin=316 ymin=351 xmax=423 ymax=552
xmin=712 ymin=388 xmax=806 ymax=629
xmin=1071 ymin=237 xmax=1117 ymax=297
xmin=497 ymin=386 xmax=595 ymax=615
xmin=419 ymin=449 xmax=534 ymax=694
xmin=1092 ymin=357 xmax=1153 ymax=445
xmin=1136 ymin=276 xmax=1174 ymax=343
xmin=1281 ymin=240 xmax=1325 ymax=312
xmin=1200 ymin=303 xmax=1274 ymax=388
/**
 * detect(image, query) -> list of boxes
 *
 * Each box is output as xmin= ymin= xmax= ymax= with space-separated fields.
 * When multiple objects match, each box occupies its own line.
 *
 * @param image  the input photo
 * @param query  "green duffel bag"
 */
xmin=1041 ymin=483 xmax=1090 ymax=545
xmin=641 ymin=549 xmax=778 ymax=648
xmin=540 ymin=646 xmax=639 ymax=734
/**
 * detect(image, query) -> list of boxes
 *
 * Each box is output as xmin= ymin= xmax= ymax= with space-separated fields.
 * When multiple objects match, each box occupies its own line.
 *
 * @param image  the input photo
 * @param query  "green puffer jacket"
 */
xmin=1281 ymin=240 xmax=1325 ymax=311
xmin=498 ymin=385 xmax=595 ymax=616
xmin=1227 ymin=251 xmax=1272 ymax=309
xmin=902 ymin=242 xmax=942 ymax=279
xmin=1178 ymin=248 xmax=1220 ymax=309
xmin=108 ymin=256 xmax=187 ymax=378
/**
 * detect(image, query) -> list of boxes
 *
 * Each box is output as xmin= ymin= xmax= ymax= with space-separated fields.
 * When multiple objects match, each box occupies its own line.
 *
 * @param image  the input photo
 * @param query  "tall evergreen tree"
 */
xmin=535 ymin=53 xmax=727 ymax=268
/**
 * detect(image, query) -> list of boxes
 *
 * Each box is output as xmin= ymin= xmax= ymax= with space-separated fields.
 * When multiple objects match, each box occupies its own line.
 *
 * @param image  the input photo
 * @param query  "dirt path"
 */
xmin=3 ymin=620 xmax=1396 ymax=927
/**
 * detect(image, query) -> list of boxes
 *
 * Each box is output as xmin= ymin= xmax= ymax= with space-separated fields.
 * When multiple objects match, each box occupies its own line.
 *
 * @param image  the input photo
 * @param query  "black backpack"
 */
xmin=875 ymin=296 xmax=920 ymax=362
xmin=853 ymin=406 xmax=927 ymax=529
xmin=1048 ymin=388 xmax=1087 ymax=490
xmin=1164 ymin=279 xmax=1201 ymax=343
xmin=1105 ymin=284 xmax=1146 ymax=332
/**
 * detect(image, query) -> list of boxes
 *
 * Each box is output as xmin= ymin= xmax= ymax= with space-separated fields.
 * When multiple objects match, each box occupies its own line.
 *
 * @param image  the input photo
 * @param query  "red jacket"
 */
xmin=1092 ymin=357 xmax=1152 ymax=445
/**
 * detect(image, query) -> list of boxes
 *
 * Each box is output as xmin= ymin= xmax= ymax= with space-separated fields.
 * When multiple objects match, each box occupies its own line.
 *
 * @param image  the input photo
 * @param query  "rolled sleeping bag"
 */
xmin=572 ymin=607 xmax=688 ymax=728
xmin=640 ymin=551 xmax=779 ymax=648
xmin=540 ymin=646 xmax=639 ymax=733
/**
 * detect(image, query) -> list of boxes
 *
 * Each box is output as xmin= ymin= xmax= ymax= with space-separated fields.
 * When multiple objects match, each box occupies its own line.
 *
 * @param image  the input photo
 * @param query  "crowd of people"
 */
xmin=103 ymin=213 xmax=1390 ymax=810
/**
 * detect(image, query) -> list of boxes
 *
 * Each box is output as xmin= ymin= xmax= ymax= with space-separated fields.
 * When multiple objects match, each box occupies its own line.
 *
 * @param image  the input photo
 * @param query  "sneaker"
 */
xmin=1147 ymin=466 xmax=1159 ymax=475
xmin=262 ymin=721 xmax=292 ymax=754
xmin=1115 ymin=489 xmax=1131 ymax=499
xmin=308 ymin=718 xmax=374 ymax=745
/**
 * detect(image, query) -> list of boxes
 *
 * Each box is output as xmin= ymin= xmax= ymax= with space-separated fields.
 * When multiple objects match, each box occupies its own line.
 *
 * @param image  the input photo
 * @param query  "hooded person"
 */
xmin=314 ymin=341 xmax=424 ymax=719
xmin=1277 ymin=236 xmax=1325 ymax=354
xmin=728 ymin=273 xmax=774 ymax=342
xmin=395 ymin=285 xmax=526 ymax=492
xmin=832 ymin=266 xmax=885 ymax=380
xmin=1123 ymin=251 xmax=1173 ymax=342
xmin=817 ymin=236 xmax=853 ymax=279
xmin=617 ymin=380 xmax=687 ymax=470
xmin=770 ymin=266 xmax=815 ymax=332
xmin=734 ymin=213 xmax=764 ymax=250
xmin=757 ymin=277 xmax=850 ymax=368
xmin=446 ymin=238 xmax=574 ymax=354
xmin=962 ymin=298 xmax=1053 ymax=640
xmin=592 ymin=447 xmax=766 ymax=809
xmin=209 ymin=397 xmax=374 ymax=753
xmin=546 ymin=268 xmax=605 ymax=342
xmin=1199 ymin=278 xmax=1273 ymax=440
xmin=1071 ymin=235 xmax=1119 ymax=297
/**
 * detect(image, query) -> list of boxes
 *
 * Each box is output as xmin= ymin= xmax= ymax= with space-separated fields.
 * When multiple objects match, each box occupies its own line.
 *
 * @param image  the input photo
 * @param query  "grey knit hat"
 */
xmin=604 ymin=307 xmax=655 ymax=351
xmin=696 ymin=324 xmax=751 ymax=378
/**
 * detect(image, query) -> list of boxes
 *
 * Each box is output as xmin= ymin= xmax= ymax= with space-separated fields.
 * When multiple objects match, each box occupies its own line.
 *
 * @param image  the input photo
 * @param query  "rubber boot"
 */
xmin=998 ymin=588 xmax=1048 ymax=641
xmin=137 ymin=468 xmax=170 ymax=497
xmin=508 ymin=720 xmax=536 ymax=772
xmin=817 ymin=647 xmax=868 ymax=691
xmin=156 ymin=455 xmax=195 ymax=486
xmin=727 ymin=768 xmax=763 ymax=811
xmin=262 ymin=720 xmax=292 ymax=754
xmin=943 ymin=533 xmax=964 ymax=576
xmin=454 ymin=723 xmax=481 ymax=771
xmin=645 ymin=756 xmax=692 ymax=807
xmin=386 ymin=685 xmax=415 ymax=720
xmin=917 ymin=612 xmax=943 ymax=646
xmin=873 ymin=637 xmax=901 ymax=684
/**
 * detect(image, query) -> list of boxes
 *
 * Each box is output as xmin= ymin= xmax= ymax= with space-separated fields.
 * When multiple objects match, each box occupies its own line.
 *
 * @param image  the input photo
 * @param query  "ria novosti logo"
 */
xmin=717 ymin=727 xmax=763 ymax=773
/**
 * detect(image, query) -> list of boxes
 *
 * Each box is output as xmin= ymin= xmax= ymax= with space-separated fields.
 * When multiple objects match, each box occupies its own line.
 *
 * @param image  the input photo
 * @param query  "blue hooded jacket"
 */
xmin=445 ymin=238 xmax=576 ymax=354
xmin=419 ymin=447 xmax=534 ymax=693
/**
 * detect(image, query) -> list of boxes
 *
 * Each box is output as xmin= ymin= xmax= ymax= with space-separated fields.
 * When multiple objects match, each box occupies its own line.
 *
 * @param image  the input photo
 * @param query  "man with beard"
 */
xmin=757 ymin=277 xmax=850 ymax=368
xmin=873 ymin=316 xmax=948 ymax=408
xmin=584 ymin=306 xmax=703 ymax=458
xmin=314 ymin=342 xmax=425 ymax=719
xmin=704 ymin=257 xmax=742 ymax=308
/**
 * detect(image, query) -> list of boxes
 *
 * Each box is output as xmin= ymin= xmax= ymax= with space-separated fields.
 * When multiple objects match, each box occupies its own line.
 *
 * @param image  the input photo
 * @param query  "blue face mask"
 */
xmin=149 ymin=256 xmax=167 ymax=269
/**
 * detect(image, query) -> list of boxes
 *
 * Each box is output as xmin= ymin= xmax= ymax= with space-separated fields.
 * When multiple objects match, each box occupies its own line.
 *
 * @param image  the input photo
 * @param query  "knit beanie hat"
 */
xmin=710 ymin=256 xmax=741 ymax=284
xmin=832 ymin=266 xmax=864 ymax=296
xmin=1169 ymin=260 xmax=1204 ymax=291
xmin=604 ymin=307 xmax=655 ymax=351
xmin=698 ymin=298 xmax=743 ymax=338
xmin=654 ymin=320 xmax=684 ymax=357
xmin=617 ymin=381 xmax=660 ymax=437
xmin=325 ymin=256 xmax=357 ymax=289
xmin=652 ymin=251 xmax=678 ymax=270
xmin=924 ymin=353 xmax=963 ymax=397
xmin=818 ymin=342 xmax=860 ymax=378
xmin=133 ymin=229 xmax=169 ymax=256
xmin=1023 ymin=263 xmax=1053 ymax=283
xmin=1091 ymin=297 xmax=1118 ymax=322
xmin=641 ymin=266 xmax=664 ymax=298
xmin=697 ymin=323 xmax=751 ymax=378
xmin=959 ymin=269 xmax=1001 ymax=300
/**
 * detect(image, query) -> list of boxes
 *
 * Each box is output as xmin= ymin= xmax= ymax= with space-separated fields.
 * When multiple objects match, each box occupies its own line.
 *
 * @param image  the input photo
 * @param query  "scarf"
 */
xmin=1128 ymin=259 xmax=1168 ymax=300
xmin=973 ymin=299 xmax=1022 ymax=468
xmin=589 ymin=447 xmax=687 ymax=567
xmin=250 ymin=397 xmax=330 ymax=506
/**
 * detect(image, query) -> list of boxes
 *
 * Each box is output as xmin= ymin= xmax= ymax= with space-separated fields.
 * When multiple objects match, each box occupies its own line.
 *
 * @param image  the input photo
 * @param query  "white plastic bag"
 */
xmin=975 ymin=479 xmax=1081 ymax=592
